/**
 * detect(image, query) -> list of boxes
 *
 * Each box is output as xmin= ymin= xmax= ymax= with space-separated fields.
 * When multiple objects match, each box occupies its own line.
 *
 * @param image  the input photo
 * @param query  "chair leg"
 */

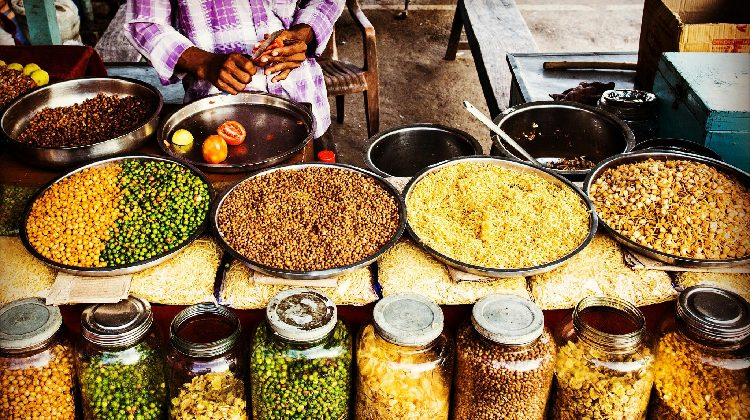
xmin=364 ymin=88 xmax=379 ymax=138
xmin=336 ymin=95 xmax=345 ymax=124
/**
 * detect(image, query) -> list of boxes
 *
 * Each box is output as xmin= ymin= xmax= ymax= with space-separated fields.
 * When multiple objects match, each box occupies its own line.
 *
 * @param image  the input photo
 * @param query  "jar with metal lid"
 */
xmin=75 ymin=296 xmax=167 ymax=420
xmin=649 ymin=286 xmax=750 ymax=419
xmin=250 ymin=288 xmax=352 ymax=420
xmin=166 ymin=302 xmax=247 ymax=420
xmin=453 ymin=294 xmax=555 ymax=420
xmin=598 ymin=89 xmax=657 ymax=142
xmin=355 ymin=293 xmax=453 ymax=420
xmin=551 ymin=296 xmax=654 ymax=420
xmin=0 ymin=298 xmax=76 ymax=419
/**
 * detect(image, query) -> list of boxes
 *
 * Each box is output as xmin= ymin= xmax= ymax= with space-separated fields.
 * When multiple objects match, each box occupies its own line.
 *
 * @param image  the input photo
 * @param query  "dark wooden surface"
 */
xmin=445 ymin=0 xmax=538 ymax=117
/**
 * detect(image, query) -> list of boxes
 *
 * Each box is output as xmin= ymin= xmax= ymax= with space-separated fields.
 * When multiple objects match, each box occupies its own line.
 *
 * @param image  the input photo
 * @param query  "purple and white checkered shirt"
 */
xmin=124 ymin=0 xmax=344 ymax=137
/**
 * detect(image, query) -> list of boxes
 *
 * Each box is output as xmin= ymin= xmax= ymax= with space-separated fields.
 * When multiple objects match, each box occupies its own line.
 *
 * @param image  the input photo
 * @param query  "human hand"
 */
xmin=177 ymin=47 xmax=256 ymax=94
xmin=255 ymin=25 xmax=314 ymax=82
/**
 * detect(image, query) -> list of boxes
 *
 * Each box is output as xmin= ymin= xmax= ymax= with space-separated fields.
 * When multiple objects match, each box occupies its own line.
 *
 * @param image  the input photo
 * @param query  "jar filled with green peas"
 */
xmin=75 ymin=296 xmax=168 ymax=420
xmin=166 ymin=303 xmax=247 ymax=419
xmin=250 ymin=288 xmax=352 ymax=420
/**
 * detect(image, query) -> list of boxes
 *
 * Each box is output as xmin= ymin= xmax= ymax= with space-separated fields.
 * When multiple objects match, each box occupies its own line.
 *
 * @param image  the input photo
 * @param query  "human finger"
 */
xmin=272 ymin=69 xmax=292 ymax=83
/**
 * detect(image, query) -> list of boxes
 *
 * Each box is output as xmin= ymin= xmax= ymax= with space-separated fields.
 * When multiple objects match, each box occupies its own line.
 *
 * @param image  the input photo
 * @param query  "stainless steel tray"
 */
xmin=20 ymin=155 xmax=213 ymax=276
xmin=403 ymin=156 xmax=598 ymax=277
xmin=158 ymin=92 xmax=314 ymax=173
xmin=1 ymin=77 xmax=163 ymax=168
xmin=211 ymin=163 xmax=406 ymax=280
xmin=583 ymin=151 xmax=750 ymax=268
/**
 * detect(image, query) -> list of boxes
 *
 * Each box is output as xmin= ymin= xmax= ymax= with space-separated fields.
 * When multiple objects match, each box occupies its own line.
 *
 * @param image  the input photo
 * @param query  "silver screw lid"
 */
xmin=0 ymin=298 xmax=62 ymax=353
xmin=677 ymin=286 xmax=750 ymax=347
xmin=472 ymin=294 xmax=544 ymax=345
xmin=171 ymin=303 xmax=241 ymax=358
xmin=373 ymin=293 xmax=443 ymax=347
xmin=81 ymin=296 xmax=153 ymax=348
xmin=267 ymin=288 xmax=337 ymax=343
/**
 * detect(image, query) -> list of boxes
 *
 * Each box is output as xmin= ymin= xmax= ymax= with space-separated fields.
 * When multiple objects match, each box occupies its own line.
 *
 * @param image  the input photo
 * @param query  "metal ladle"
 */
xmin=463 ymin=101 xmax=543 ymax=167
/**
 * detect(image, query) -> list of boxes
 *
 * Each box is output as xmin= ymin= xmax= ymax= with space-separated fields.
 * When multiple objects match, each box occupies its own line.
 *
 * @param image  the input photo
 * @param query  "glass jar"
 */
xmin=251 ymin=288 xmax=352 ymax=419
xmin=76 ymin=296 xmax=168 ymax=420
xmin=355 ymin=293 xmax=453 ymax=420
xmin=598 ymin=89 xmax=657 ymax=143
xmin=166 ymin=302 xmax=247 ymax=419
xmin=453 ymin=294 xmax=555 ymax=420
xmin=649 ymin=286 xmax=750 ymax=419
xmin=0 ymin=298 xmax=77 ymax=419
xmin=552 ymin=296 xmax=654 ymax=420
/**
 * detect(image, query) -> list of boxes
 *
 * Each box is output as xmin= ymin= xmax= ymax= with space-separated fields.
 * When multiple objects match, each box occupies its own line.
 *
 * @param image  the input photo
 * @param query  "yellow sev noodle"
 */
xmin=406 ymin=162 xmax=590 ymax=269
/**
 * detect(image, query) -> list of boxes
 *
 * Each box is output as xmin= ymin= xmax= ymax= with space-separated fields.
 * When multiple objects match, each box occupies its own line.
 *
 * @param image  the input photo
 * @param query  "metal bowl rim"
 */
xmin=582 ymin=150 xmax=750 ymax=267
xmin=490 ymin=101 xmax=636 ymax=176
xmin=364 ymin=123 xmax=484 ymax=178
xmin=402 ymin=155 xmax=598 ymax=277
xmin=157 ymin=92 xmax=315 ymax=172
xmin=1 ymin=76 xmax=164 ymax=151
xmin=19 ymin=155 xmax=214 ymax=276
xmin=211 ymin=162 xmax=407 ymax=279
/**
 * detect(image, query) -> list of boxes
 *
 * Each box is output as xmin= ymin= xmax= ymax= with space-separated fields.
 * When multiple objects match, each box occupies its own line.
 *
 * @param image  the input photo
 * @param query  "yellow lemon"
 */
xmin=171 ymin=129 xmax=194 ymax=146
xmin=0 ymin=60 xmax=6 ymax=66
xmin=23 ymin=63 xmax=41 ymax=75
xmin=30 ymin=69 xmax=50 ymax=86
xmin=7 ymin=63 xmax=23 ymax=71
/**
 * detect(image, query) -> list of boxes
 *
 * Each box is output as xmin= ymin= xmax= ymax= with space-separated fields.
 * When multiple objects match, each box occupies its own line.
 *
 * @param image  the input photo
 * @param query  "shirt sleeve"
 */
xmin=293 ymin=0 xmax=345 ymax=58
xmin=123 ymin=0 xmax=194 ymax=85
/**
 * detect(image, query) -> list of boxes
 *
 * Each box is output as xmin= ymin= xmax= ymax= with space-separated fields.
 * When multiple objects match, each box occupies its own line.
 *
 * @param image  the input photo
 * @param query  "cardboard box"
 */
xmin=636 ymin=0 xmax=750 ymax=89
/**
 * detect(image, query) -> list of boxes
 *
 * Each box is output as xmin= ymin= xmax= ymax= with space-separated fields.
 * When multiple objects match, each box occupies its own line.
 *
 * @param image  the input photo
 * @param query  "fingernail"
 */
xmin=265 ymin=70 xmax=270 ymax=75
xmin=272 ymin=51 xmax=279 ymax=56
xmin=262 ymin=57 xmax=268 ymax=62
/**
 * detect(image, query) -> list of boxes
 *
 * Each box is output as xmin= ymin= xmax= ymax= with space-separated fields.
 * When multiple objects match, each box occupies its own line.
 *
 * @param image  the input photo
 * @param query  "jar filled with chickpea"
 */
xmin=0 ymin=298 xmax=77 ymax=419
xmin=649 ymin=286 xmax=750 ymax=419
xmin=355 ymin=293 xmax=453 ymax=420
xmin=552 ymin=296 xmax=655 ymax=420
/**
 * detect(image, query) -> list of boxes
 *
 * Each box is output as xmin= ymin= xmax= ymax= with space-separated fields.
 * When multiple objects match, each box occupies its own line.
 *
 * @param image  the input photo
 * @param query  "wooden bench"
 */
xmin=444 ymin=0 xmax=538 ymax=117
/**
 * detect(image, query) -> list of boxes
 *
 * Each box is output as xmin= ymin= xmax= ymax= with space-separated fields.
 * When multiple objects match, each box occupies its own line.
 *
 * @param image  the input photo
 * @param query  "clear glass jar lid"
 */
xmin=373 ymin=293 xmax=443 ymax=347
xmin=677 ymin=286 xmax=750 ymax=347
xmin=472 ymin=294 xmax=543 ymax=345
xmin=171 ymin=303 xmax=241 ymax=358
xmin=81 ymin=296 xmax=153 ymax=348
xmin=267 ymin=288 xmax=337 ymax=343
xmin=0 ymin=298 xmax=62 ymax=353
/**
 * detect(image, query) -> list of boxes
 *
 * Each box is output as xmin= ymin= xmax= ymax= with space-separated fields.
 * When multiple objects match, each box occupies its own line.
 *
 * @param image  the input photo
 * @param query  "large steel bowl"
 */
xmin=490 ymin=102 xmax=635 ymax=179
xmin=1 ymin=77 xmax=163 ymax=168
xmin=20 ymin=155 xmax=213 ymax=276
xmin=583 ymin=151 xmax=750 ymax=268
xmin=365 ymin=124 xmax=483 ymax=177
xmin=211 ymin=163 xmax=406 ymax=280
xmin=403 ymin=156 xmax=598 ymax=277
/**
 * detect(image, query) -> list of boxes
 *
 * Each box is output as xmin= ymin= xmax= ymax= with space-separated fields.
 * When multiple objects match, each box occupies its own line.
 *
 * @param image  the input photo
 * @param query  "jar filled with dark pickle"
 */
xmin=453 ymin=294 xmax=555 ymax=420
xmin=250 ymin=288 xmax=352 ymax=420
xmin=166 ymin=302 xmax=247 ymax=419
xmin=598 ymin=89 xmax=657 ymax=143
xmin=0 ymin=298 xmax=77 ymax=419
xmin=75 ymin=296 xmax=168 ymax=420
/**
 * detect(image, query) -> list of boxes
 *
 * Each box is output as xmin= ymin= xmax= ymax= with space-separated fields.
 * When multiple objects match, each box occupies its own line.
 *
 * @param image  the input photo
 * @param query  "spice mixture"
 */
xmin=0 ymin=67 xmax=37 ymax=108
xmin=546 ymin=156 xmax=595 ymax=171
xmin=355 ymin=324 xmax=452 ymax=420
xmin=406 ymin=162 xmax=590 ymax=269
xmin=650 ymin=331 xmax=750 ymax=419
xmin=552 ymin=340 xmax=654 ymax=419
xmin=453 ymin=325 xmax=555 ymax=420
xmin=250 ymin=322 xmax=351 ymax=419
xmin=17 ymin=94 xmax=152 ymax=147
xmin=25 ymin=160 xmax=210 ymax=268
xmin=217 ymin=167 xmax=400 ymax=271
xmin=0 ymin=184 xmax=38 ymax=236
xmin=170 ymin=371 xmax=247 ymax=420
xmin=590 ymin=159 xmax=750 ymax=260
xmin=0 ymin=342 xmax=76 ymax=419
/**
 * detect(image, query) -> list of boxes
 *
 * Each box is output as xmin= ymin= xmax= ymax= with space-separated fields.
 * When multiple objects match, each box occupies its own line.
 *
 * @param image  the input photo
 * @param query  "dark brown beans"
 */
xmin=0 ymin=67 xmax=37 ymax=108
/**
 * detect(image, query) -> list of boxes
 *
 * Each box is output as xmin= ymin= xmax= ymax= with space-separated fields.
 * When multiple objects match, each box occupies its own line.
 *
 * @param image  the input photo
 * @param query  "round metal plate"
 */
xmin=211 ymin=162 xmax=406 ymax=280
xmin=158 ymin=92 xmax=314 ymax=173
xmin=20 ymin=155 xmax=214 ymax=277
xmin=582 ymin=151 xmax=750 ymax=268
xmin=403 ymin=155 xmax=598 ymax=277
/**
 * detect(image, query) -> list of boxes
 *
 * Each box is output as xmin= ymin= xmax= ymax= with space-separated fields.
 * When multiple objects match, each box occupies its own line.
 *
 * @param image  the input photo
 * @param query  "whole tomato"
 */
xmin=217 ymin=120 xmax=247 ymax=145
xmin=202 ymin=134 xmax=228 ymax=164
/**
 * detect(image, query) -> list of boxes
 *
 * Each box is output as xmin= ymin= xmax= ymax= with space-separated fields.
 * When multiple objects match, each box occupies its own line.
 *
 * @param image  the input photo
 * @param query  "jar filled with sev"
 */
xmin=552 ymin=296 xmax=655 ymax=420
xmin=167 ymin=303 xmax=247 ymax=419
xmin=355 ymin=294 xmax=453 ymax=420
xmin=0 ymin=298 xmax=76 ymax=419
xmin=649 ymin=286 xmax=750 ymax=419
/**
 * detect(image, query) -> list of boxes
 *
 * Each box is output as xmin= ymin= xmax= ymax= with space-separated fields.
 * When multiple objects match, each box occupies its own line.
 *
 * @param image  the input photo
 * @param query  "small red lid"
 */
xmin=317 ymin=150 xmax=336 ymax=163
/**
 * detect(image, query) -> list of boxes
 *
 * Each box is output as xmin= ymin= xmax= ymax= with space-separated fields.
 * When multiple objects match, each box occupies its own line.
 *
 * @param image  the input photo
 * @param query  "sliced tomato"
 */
xmin=217 ymin=120 xmax=247 ymax=145
xmin=202 ymin=134 xmax=228 ymax=164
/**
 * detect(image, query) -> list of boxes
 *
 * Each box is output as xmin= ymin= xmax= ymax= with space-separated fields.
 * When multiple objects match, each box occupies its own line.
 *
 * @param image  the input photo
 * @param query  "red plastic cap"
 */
xmin=317 ymin=150 xmax=336 ymax=163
